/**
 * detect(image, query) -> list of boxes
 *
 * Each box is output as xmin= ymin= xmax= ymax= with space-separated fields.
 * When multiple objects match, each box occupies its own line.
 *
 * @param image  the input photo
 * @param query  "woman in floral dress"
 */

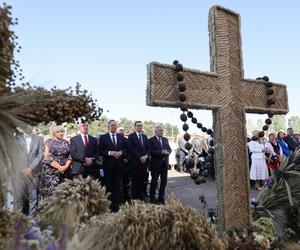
xmin=39 ymin=125 xmax=72 ymax=200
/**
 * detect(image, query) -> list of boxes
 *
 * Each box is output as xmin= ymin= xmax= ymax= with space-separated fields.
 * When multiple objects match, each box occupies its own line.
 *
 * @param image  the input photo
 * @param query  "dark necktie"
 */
xmin=84 ymin=135 xmax=88 ymax=149
xmin=159 ymin=137 xmax=163 ymax=148
xmin=112 ymin=133 xmax=117 ymax=148
xmin=138 ymin=133 xmax=143 ymax=147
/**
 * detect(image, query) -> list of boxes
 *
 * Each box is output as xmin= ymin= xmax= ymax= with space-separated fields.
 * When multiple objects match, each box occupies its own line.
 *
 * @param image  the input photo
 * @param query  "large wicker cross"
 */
xmin=146 ymin=5 xmax=288 ymax=231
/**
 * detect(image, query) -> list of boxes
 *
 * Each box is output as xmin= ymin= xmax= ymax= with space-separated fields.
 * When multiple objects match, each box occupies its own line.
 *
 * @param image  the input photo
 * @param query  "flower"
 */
xmin=251 ymin=198 xmax=258 ymax=208
xmin=264 ymin=178 xmax=272 ymax=187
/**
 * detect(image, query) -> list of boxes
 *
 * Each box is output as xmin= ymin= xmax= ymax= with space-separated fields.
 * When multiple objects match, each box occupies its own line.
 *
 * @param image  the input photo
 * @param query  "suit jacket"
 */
xmin=128 ymin=132 xmax=150 ymax=165
xmin=99 ymin=133 xmax=127 ymax=170
xmin=149 ymin=136 xmax=171 ymax=170
xmin=284 ymin=135 xmax=299 ymax=151
xmin=18 ymin=134 xmax=44 ymax=176
xmin=70 ymin=134 xmax=99 ymax=175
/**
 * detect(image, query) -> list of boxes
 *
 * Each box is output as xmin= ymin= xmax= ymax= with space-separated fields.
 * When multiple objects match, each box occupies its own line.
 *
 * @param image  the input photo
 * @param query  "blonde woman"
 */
xmin=39 ymin=125 xmax=72 ymax=200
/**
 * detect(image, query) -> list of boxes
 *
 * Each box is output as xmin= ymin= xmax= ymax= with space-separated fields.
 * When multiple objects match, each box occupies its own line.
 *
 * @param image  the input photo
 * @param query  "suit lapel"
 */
xmin=116 ymin=133 xmax=121 ymax=150
xmin=155 ymin=136 xmax=162 ymax=149
xmin=77 ymin=134 xmax=85 ymax=152
xmin=28 ymin=135 xmax=35 ymax=154
xmin=107 ymin=133 xmax=116 ymax=149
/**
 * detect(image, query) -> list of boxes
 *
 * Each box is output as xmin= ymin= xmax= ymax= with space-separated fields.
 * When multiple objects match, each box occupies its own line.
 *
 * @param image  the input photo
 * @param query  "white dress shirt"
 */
xmin=109 ymin=132 xmax=117 ymax=145
xmin=80 ymin=133 xmax=89 ymax=145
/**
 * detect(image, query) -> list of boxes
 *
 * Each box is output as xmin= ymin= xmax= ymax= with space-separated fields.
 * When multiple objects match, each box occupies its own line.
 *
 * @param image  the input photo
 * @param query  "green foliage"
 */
xmin=252 ymin=217 xmax=276 ymax=247
xmin=119 ymin=117 xmax=134 ymax=131
xmin=37 ymin=117 xmax=179 ymax=137
xmin=288 ymin=115 xmax=300 ymax=133
xmin=270 ymin=115 xmax=287 ymax=132
xmin=253 ymin=148 xmax=300 ymax=236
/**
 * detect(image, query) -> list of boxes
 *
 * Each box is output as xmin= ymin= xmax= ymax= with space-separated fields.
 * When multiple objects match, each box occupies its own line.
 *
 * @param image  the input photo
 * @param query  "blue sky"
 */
xmin=5 ymin=0 xmax=300 ymax=133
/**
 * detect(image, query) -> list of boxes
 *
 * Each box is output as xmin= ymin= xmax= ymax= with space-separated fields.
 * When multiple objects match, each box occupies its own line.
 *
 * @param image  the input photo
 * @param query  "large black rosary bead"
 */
xmin=207 ymin=129 xmax=213 ymax=135
xmin=265 ymin=118 xmax=272 ymax=125
xmin=191 ymin=117 xmax=197 ymax=124
xmin=187 ymin=111 xmax=193 ymax=118
xmin=175 ymin=63 xmax=183 ymax=72
xmin=180 ymin=103 xmax=188 ymax=112
xmin=179 ymin=93 xmax=187 ymax=102
xmin=177 ymin=72 xmax=184 ymax=81
xmin=178 ymin=83 xmax=186 ymax=92
xmin=267 ymin=97 xmax=276 ymax=106
xmin=180 ymin=113 xmax=187 ymax=122
xmin=262 ymin=76 xmax=269 ymax=82
xmin=184 ymin=133 xmax=191 ymax=141
xmin=258 ymin=131 xmax=265 ymax=138
xmin=265 ymin=82 xmax=273 ymax=88
xmin=182 ymin=123 xmax=189 ymax=131
xmin=201 ymin=127 xmax=207 ymax=133
xmin=263 ymin=125 xmax=269 ymax=131
xmin=197 ymin=123 xmax=203 ymax=129
xmin=266 ymin=88 xmax=274 ymax=96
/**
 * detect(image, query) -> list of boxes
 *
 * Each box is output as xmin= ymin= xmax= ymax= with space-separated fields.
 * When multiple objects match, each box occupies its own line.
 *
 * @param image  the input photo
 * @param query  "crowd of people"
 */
xmin=8 ymin=118 xmax=299 ymax=217
xmin=9 ymin=120 xmax=177 ymax=215
xmin=248 ymin=128 xmax=300 ymax=190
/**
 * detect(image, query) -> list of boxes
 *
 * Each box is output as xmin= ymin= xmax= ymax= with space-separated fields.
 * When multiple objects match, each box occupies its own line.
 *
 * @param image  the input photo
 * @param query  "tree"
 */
xmin=164 ymin=123 xmax=179 ymax=137
xmin=119 ymin=117 xmax=134 ymax=132
xmin=143 ymin=120 xmax=156 ymax=137
xmin=270 ymin=115 xmax=286 ymax=132
xmin=288 ymin=116 xmax=300 ymax=133
xmin=89 ymin=116 xmax=109 ymax=135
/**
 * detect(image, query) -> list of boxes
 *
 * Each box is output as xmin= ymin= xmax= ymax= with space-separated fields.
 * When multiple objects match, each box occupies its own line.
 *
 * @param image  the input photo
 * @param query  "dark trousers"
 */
xmin=103 ymin=166 xmax=122 ymax=212
xmin=144 ymin=170 xmax=149 ymax=196
xmin=122 ymin=164 xmax=131 ymax=201
xmin=150 ymin=164 xmax=168 ymax=200
xmin=14 ymin=175 xmax=39 ymax=217
xmin=131 ymin=161 xmax=147 ymax=200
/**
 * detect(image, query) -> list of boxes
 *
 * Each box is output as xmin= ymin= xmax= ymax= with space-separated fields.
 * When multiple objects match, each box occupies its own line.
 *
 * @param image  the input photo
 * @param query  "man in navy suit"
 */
xmin=99 ymin=120 xmax=127 ymax=212
xmin=128 ymin=121 xmax=150 ymax=200
xmin=70 ymin=121 xmax=99 ymax=178
xmin=149 ymin=124 xmax=171 ymax=204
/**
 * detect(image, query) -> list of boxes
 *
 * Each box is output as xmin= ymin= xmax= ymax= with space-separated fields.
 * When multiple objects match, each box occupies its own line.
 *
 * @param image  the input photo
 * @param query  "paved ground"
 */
xmin=166 ymin=169 xmax=258 ymax=213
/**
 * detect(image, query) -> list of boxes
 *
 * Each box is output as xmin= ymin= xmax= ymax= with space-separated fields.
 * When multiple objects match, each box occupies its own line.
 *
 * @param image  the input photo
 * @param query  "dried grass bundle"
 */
xmin=68 ymin=196 xmax=225 ymax=250
xmin=37 ymin=176 xmax=110 ymax=237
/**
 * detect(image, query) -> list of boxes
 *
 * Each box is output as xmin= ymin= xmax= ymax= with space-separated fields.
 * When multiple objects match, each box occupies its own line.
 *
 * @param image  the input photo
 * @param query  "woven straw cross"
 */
xmin=146 ymin=5 xmax=288 ymax=231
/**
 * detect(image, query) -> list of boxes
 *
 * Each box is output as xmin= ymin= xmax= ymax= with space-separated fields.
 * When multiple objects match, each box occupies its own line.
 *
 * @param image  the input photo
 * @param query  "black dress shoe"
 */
xmin=158 ymin=198 xmax=165 ymax=204
xmin=150 ymin=198 xmax=158 ymax=204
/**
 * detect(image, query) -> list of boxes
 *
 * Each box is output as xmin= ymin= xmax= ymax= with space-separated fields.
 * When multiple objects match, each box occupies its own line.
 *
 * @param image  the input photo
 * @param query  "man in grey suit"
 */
xmin=14 ymin=125 xmax=44 ymax=216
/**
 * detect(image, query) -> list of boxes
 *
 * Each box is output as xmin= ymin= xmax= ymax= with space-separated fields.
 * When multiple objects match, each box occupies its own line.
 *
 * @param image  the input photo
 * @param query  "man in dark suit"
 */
xmin=118 ymin=127 xmax=131 ymax=202
xmin=284 ymin=128 xmax=299 ymax=151
xmin=99 ymin=120 xmax=127 ymax=212
xmin=70 ymin=121 xmax=99 ymax=178
xmin=149 ymin=124 xmax=171 ymax=204
xmin=128 ymin=121 xmax=150 ymax=201
xmin=14 ymin=125 xmax=44 ymax=216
